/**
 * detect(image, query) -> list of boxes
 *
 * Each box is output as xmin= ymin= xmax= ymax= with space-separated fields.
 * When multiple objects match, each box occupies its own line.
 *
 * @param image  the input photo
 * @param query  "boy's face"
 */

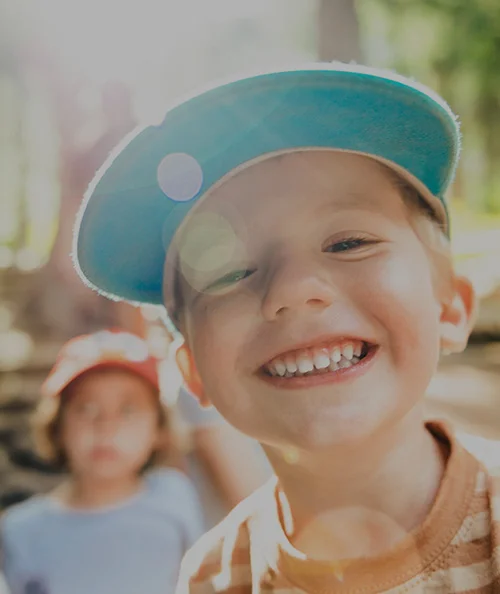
xmin=174 ymin=151 xmax=468 ymax=451
xmin=60 ymin=368 xmax=160 ymax=480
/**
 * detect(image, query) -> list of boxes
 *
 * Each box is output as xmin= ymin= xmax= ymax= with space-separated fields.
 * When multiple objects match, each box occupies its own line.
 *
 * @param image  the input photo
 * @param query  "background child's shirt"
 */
xmin=176 ymin=422 xmax=500 ymax=593
xmin=1 ymin=468 xmax=204 ymax=594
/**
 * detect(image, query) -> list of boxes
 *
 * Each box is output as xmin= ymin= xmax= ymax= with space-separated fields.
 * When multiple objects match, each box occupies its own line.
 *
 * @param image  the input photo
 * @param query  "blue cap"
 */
xmin=74 ymin=63 xmax=460 ymax=307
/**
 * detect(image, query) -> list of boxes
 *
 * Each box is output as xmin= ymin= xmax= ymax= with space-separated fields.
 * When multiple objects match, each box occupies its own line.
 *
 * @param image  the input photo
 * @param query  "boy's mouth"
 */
xmin=262 ymin=339 xmax=374 ymax=379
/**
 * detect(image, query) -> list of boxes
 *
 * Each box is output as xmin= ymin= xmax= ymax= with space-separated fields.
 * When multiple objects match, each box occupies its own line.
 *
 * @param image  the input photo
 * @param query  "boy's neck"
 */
xmin=59 ymin=474 xmax=144 ymax=510
xmin=263 ymin=406 xmax=447 ymax=561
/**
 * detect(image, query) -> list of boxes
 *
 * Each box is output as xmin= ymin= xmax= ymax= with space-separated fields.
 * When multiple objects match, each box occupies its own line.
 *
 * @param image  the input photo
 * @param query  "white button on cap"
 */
xmin=157 ymin=153 xmax=203 ymax=202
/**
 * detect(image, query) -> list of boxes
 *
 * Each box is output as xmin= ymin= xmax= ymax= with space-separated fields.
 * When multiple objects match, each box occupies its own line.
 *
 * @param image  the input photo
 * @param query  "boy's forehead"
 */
xmin=180 ymin=150 xmax=399 ymax=226
xmin=208 ymin=150 xmax=391 ymax=191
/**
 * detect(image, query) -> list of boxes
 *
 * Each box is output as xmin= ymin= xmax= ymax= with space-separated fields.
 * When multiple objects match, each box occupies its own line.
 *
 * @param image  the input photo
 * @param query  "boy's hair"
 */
xmin=383 ymin=164 xmax=455 ymax=299
xmin=32 ymin=371 xmax=173 ymax=472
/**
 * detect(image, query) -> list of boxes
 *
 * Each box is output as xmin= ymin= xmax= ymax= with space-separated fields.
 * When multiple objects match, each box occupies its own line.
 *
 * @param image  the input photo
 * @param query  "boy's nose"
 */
xmin=261 ymin=256 xmax=336 ymax=321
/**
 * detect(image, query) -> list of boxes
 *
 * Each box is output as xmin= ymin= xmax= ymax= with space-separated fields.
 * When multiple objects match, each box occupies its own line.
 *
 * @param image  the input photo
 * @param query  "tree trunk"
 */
xmin=20 ymin=49 xmax=139 ymax=340
xmin=317 ymin=0 xmax=362 ymax=63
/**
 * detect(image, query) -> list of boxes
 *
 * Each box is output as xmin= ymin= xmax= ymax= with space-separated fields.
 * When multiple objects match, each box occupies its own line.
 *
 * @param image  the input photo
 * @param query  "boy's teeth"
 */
xmin=297 ymin=354 xmax=314 ymax=374
xmin=338 ymin=357 xmax=352 ymax=369
xmin=330 ymin=346 xmax=342 ymax=363
xmin=275 ymin=361 xmax=287 ymax=377
xmin=266 ymin=340 xmax=368 ymax=378
xmin=342 ymin=344 xmax=354 ymax=361
xmin=329 ymin=360 xmax=339 ymax=372
xmin=313 ymin=350 xmax=331 ymax=370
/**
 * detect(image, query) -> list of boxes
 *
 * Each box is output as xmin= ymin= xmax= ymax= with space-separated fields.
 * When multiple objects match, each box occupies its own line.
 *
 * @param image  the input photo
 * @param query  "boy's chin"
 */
xmin=266 ymin=400 xmax=408 ymax=454
xmin=279 ymin=422 xmax=384 ymax=453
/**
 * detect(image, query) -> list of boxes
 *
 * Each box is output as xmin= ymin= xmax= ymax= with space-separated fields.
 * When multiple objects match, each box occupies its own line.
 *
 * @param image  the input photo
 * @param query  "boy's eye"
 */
xmin=324 ymin=236 xmax=374 ymax=253
xmin=206 ymin=269 xmax=254 ymax=291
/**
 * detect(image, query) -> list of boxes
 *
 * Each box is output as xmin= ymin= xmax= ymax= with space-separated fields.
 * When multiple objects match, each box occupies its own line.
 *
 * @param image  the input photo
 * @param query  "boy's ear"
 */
xmin=440 ymin=276 xmax=477 ymax=354
xmin=175 ymin=343 xmax=211 ymax=407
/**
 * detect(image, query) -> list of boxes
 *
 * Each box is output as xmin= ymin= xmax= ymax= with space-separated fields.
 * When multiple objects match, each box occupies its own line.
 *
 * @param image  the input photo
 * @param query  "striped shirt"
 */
xmin=176 ymin=422 xmax=500 ymax=593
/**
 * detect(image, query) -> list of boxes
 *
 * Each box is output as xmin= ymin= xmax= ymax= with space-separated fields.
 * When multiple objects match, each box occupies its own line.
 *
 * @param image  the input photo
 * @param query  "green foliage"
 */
xmin=360 ymin=0 xmax=500 ymax=213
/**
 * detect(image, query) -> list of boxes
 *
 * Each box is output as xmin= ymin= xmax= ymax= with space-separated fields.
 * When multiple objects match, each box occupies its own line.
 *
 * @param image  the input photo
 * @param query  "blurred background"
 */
xmin=0 ymin=0 xmax=499 ymax=507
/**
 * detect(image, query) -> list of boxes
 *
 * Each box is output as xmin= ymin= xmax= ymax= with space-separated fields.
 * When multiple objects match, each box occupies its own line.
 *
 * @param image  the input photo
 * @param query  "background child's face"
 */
xmin=60 ymin=369 xmax=160 ymax=481
xmin=174 ymin=151 xmax=459 ymax=451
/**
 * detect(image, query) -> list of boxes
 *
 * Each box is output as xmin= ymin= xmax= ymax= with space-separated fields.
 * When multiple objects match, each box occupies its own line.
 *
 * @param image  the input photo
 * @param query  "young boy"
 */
xmin=74 ymin=64 xmax=500 ymax=592
xmin=1 ymin=329 xmax=203 ymax=594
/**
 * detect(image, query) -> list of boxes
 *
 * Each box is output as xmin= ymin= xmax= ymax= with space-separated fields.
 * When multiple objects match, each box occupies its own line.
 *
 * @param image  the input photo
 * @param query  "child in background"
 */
xmin=74 ymin=64 xmax=500 ymax=593
xmin=1 ymin=329 xmax=203 ymax=594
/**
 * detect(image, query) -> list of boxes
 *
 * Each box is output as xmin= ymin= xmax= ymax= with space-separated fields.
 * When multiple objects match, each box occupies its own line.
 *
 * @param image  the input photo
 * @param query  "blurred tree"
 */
xmin=0 ymin=14 xmax=62 ymax=349
xmin=28 ymin=72 xmax=139 ymax=339
xmin=318 ymin=0 xmax=362 ymax=62
xmin=368 ymin=0 xmax=500 ymax=212
xmin=0 ymin=22 xmax=139 ymax=341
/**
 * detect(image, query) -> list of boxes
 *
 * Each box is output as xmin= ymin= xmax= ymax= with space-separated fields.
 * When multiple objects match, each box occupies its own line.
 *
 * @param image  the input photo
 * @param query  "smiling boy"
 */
xmin=74 ymin=64 xmax=500 ymax=592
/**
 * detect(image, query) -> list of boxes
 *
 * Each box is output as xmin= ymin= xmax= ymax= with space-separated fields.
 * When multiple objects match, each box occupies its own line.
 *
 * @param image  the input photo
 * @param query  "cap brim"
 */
xmin=74 ymin=64 xmax=460 ymax=306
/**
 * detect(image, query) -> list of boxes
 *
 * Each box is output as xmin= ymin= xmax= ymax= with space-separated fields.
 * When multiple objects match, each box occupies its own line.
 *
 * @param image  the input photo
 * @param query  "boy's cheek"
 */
xmin=357 ymin=257 xmax=442 ymax=359
xmin=185 ymin=301 xmax=245 ymax=356
xmin=377 ymin=253 xmax=438 ymax=313
xmin=188 ymin=322 xmax=244 ymax=395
